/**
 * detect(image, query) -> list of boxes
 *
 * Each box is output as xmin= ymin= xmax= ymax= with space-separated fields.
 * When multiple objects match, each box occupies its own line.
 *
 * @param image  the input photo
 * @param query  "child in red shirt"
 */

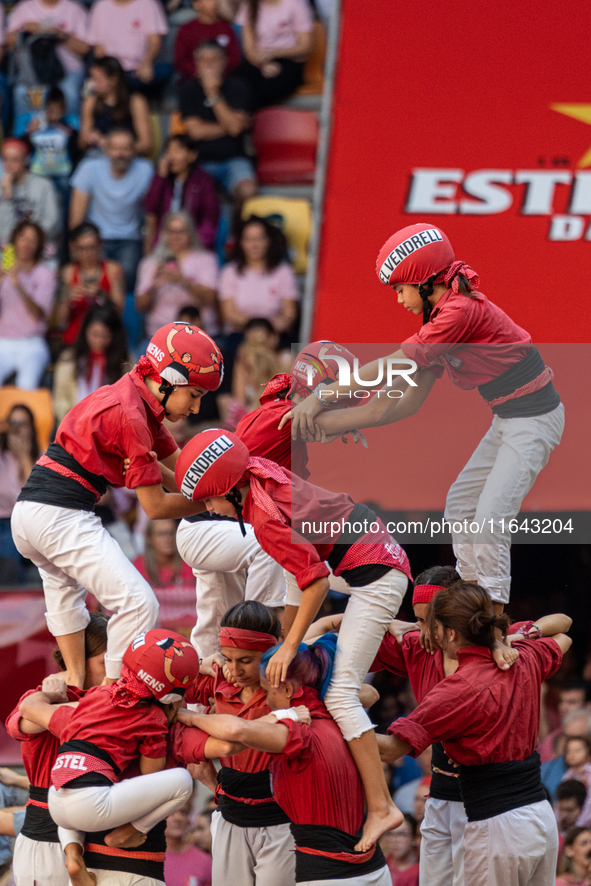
xmin=286 ymin=224 xmax=564 ymax=610
xmin=11 ymin=322 xmax=222 ymax=688
xmin=175 ymin=428 xmax=410 ymax=852
xmin=21 ymin=629 xmax=198 ymax=886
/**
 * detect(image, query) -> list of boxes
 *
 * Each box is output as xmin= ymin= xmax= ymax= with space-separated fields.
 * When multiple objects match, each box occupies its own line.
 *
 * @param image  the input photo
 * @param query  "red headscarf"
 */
xmin=241 ymin=456 xmax=291 ymax=524
xmin=412 ymin=584 xmax=446 ymax=605
xmin=218 ymin=627 xmax=278 ymax=652
xmin=109 ymin=664 xmax=154 ymax=708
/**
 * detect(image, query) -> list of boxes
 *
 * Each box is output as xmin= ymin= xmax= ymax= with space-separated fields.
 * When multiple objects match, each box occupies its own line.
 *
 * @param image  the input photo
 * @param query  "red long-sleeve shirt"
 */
xmin=185 ymin=667 xmax=275 ymax=773
xmin=389 ymin=639 xmax=562 ymax=765
xmin=270 ymin=686 xmax=366 ymax=833
xmin=401 ymin=289 xmax=532 ymax=389
xmin=242 ymin=470 xmax=411 ymax=590
xmin=236 ymin=398 xmax=309 ymax=479
xmin=5 ymin=686 xmax=84 ymax=787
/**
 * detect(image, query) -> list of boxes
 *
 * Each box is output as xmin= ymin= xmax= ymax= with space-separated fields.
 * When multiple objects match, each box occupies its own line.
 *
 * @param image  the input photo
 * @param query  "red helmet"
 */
xmin=291 ymin=341 xmax=357 ymax=396
xmin=376 ymin=224 xmax=455 ymax=287
xmin=145 ymin=323 xmax=223 ymax=391
xmin=123 ymin=629 xmax=199 ymax=702
xmin=176 ymin=429 xmax=250 ymax=502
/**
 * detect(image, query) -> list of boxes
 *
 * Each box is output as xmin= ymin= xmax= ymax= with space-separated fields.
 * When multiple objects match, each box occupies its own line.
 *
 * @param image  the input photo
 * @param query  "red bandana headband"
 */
xmin=433 ymin=260 xmax=480 ymax=293
xmin=109 ymin=664 xmax=154 ymax=708
xmin=219 ymin=627 xmax=278 ymax=652
xmin=136 ymin=355 xmax=164 ymax=385
xmin=412 ymin=584 xmax=447 ymax=605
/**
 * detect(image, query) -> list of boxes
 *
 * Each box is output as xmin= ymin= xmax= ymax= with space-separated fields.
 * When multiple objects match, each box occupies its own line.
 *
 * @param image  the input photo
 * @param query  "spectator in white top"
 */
xmin=235 ymin=0 xmax=313 ymax=108
xmin=0 ymin=220 xmax=57 ymax=389
xmin=6 ymin=0 xmax=90 ymax=125
xmin=69 ymin=128 xmax=153 ymax=291
xmin=87 ymin=0 xmax=170 ymax=93
xmin=135 ymin=209 xmax=219 ymax=339
xmin=218 ymin=214 xmax=299 ymax=342
xmin=0 ymin=138 xmax=60 ymax=249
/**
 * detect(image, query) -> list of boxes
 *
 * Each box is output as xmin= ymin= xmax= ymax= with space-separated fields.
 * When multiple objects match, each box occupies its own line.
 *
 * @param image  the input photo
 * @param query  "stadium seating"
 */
xmin=242 ymin=195 xmax=312 ymax=273
xmin=252 ymin=107 xmax=319 ymax=185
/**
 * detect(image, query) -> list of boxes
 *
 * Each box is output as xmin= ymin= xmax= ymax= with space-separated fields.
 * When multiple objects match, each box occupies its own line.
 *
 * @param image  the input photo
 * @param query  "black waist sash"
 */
xmin=21 ymin=786 xmax=58 ymax=843
xmin=459 ymin=751 xmax=546 ymax=821
xmin=478 ymin=347 xmax=560 ymax=418
xmin=18 ymin=442 xmax=109 ymax=511
xmin=291 ymin=823 xmax=386 ymax=881
xmin=327 ymin=502 xmax=392 ymax=587
xmin=217 ymin=767 xmax=289 ymax=828
xmin=85 ymin=819 xmax=166 ymax=881
xmin=430 ymin=742 xmax=462 ymax=802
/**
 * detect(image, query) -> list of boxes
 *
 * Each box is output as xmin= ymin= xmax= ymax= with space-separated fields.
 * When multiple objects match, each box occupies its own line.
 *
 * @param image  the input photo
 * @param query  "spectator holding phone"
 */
xmin=57 ymin=222 xmax=125 ymax=345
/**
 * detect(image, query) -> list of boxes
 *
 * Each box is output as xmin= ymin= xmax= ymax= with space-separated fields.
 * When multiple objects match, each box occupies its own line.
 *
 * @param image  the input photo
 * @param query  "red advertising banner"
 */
xmin=312 ymin=0 xmax=591 ymax=345
xmin=308 ymin=0 xmax=591 ymax=512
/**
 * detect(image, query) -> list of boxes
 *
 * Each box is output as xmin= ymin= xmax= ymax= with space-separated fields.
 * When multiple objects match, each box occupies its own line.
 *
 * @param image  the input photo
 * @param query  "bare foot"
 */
xmin=105 ymin=823 xmax=147 ymax=849
xmin=65 ymin=846 xmax=96 ymax=886
xmin=354 ymin=804 xmax=404 ymax=853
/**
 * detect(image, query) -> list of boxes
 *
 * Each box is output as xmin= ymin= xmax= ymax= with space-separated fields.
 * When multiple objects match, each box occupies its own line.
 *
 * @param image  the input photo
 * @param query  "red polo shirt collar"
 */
xmin=130 ymin=365 xmax=166 ymax=422
xmin=430 ymin=287 xmax=484 ymax=322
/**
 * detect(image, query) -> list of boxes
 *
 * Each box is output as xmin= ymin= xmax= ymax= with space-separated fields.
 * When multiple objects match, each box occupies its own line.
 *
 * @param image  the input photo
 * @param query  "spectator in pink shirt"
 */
xmin=6 ymin=0 xmax=90 ymax=126
xmin=235 ymin=0 xmax=313 ymax=108
xmin=218 ymin=214 xmax=299 ymax=342
xmin=87 ymin=0 xmax=170 ymax=92
xmin=0 ymin=220 xmax=56 ymax=389
xmin=143 ymin=135 xmax=220 ymax=252
xmin=164 ymin=801 xmax=213 ymax=886
xmin=0 ymin=405 xmax=40 ymax=582
xmin=135 ymin=210 xmax=220 ymax=339
xmin=174 ymin=0 xmax=241 ymax=82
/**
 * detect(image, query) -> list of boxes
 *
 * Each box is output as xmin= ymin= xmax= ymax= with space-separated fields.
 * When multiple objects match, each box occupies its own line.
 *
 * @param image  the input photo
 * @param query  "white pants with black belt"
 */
xmin=462 ymin=800 xmax=558 ymax=886
xmin=445 ymin=404 xmax=564 ymax=604
xmin=210 ymin=811 xmax=295 ymax=886
xmin=297 ymin=867 xmax=391 ymax=886
xmin=176 ymin=519 xmax=286 ymax=661
xmin=48 ymin=769 xmax=193 ymax=852
xmin=11 ymin=500 xmax=159 ymax=680
xmin=419 ymin=797 xmax=467 ymax=886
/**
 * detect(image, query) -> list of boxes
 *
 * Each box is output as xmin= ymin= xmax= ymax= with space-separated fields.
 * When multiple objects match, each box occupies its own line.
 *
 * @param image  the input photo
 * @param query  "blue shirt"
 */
xmin=70 ymin=156 xmax=153 ymax=240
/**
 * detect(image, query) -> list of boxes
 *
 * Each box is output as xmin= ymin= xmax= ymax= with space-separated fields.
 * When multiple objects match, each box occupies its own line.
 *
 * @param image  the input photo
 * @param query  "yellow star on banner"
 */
xmin=551 ymin=103 xmax=591 ymax=168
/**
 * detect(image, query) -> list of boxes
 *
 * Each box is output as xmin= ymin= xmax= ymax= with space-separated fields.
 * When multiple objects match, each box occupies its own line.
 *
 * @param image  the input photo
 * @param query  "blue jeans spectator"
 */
xmin=102 ymin=238 xmax=143 ymax=293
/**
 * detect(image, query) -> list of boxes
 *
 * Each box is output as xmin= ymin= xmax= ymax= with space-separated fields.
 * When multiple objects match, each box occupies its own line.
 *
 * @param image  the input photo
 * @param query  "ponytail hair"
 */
xmin=428 ymin=581 xmax=510 ymax=652
xmin=260 ymin=633 xmax=337 ymax=699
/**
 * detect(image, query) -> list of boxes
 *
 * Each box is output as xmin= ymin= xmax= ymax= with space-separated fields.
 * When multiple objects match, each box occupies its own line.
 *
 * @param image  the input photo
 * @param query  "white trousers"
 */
xmin=462 ymin=800 xmax=558 ymax=886
xmin=210 ymin=811 xmax=295 ymax=886
xmin=12 ymin=834 xmax=69 ymax=886
xmin=287 ymin=568 xmax=408 ymax=740
xmin=420 ymin=798 xmax=467 ymax=886
xmin=444 ymin=404 xmax=564 ymax=604
xmin=0 ymin=335 xmax=50 ymax=389
xmin=297 ymin=867 xmax=391 ymax=886
xmin=176 ymin=520 xmax=286 ymax=660
xmin=11 ymin=501 xmax=159 ymax=679
xmin=48 ymin=768 xmax=193 ymax=851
